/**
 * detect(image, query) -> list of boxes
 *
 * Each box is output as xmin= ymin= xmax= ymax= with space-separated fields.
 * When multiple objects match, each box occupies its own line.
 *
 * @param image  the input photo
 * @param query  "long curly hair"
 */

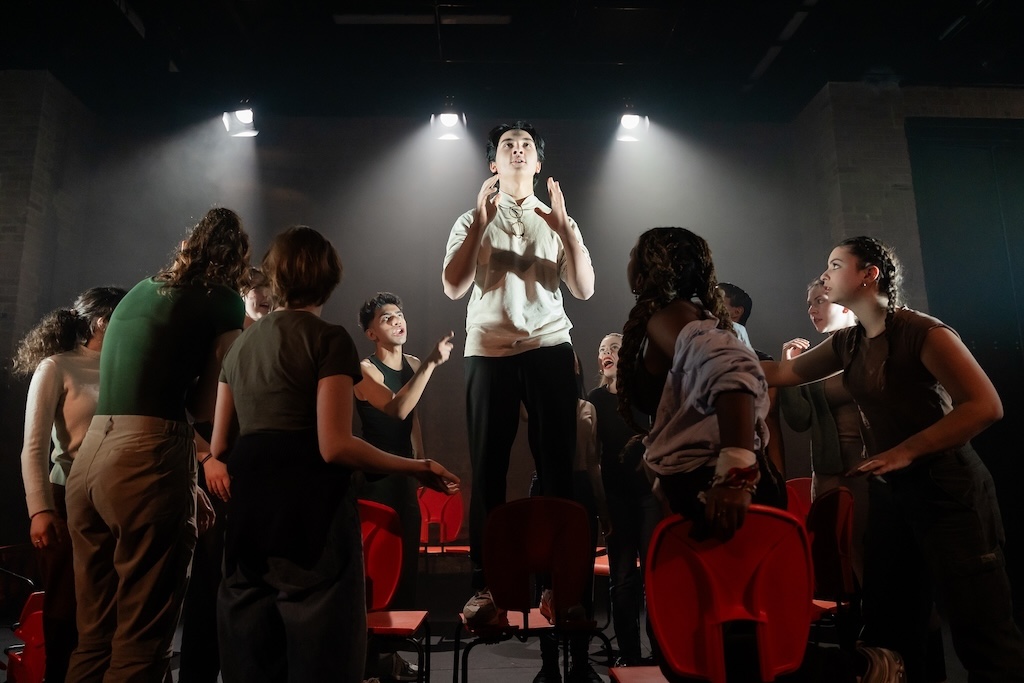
xmin=617 ymin=227 xmax=732 ymax=432
xmin=12 ymin=286 xmax=127 ymax=377
xmin=155 ymin=207 xmax=250 ymax=291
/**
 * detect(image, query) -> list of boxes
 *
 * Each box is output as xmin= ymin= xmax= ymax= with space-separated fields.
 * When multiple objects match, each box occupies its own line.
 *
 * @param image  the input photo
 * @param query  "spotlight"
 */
xmin=222 ymin=102 xmax=258 ymax=137
xmin=431 ymin=96 xmax=466 ymax=140
xmin=616 ymin=107 xmax=648 ymax=142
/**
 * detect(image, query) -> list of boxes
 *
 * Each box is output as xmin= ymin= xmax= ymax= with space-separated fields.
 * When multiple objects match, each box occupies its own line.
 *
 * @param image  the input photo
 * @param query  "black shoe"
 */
xmin=567 ymin=663 xmax=603 ymax=683
xmin=533 ymin=664 xmax=562 ymax=683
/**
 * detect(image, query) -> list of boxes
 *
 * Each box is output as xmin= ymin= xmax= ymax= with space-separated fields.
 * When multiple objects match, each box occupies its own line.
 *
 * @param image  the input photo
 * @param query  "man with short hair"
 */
xmin=442 ymin=121 xmax=596 ymax=682
xmin=354 ymin=292 xmax=453 ymax=681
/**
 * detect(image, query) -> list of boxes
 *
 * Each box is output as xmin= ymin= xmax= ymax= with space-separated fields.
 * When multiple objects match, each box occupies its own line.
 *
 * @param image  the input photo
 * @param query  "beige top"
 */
xmin=444 ymin=191 xmax=590 ymax=357
xmin=21 ymin=345 xmax=101 ymax=516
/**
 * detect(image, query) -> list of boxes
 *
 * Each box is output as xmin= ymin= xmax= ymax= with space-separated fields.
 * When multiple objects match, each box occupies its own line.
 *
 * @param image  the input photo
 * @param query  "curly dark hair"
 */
xmin=12 ymin=286 xmax=127 ymax=377
xmin=155 ymin=207 xmax=250 ymax=292
xmin=617 ymin=227 xmax=732 ymax=433
xmin=358 ymin=292 xmax=403 ymax=331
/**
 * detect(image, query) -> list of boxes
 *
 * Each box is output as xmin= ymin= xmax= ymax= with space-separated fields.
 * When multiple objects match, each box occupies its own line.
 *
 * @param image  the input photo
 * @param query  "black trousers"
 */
xmin=465 ymin=343 xmax=577 ymax=589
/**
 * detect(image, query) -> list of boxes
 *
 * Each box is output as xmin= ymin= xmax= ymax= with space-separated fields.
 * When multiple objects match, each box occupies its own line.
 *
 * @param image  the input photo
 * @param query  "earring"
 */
xmin=861 ymin=282 xmax=867 ymax=288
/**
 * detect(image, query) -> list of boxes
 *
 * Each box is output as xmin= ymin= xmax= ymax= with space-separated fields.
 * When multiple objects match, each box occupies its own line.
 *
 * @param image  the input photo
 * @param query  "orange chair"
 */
xmin=806 ymin=486 xmax=859 ymax=648
xmin=642 ymin=506 xmax=814 ymax=683
xmin=3 ymin=592 xmax=46 ymax=683
xmin=359 ymin=499 xmax=430 ymax=683
xmin=453 ymin=497 xmax=613 ymax=683
xmin=417 ymin=486 xmax=469 ymax=555
xmin=786 ymin=477 xmax=813 ymax=521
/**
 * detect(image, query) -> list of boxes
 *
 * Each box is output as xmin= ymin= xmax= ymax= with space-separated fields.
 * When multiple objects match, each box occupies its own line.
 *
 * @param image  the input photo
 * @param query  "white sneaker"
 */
xmin=463 ymin=589 xmax=508 ymax=629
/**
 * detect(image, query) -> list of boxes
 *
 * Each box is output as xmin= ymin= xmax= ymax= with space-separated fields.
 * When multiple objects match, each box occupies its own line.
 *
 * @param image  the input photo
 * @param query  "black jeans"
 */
xmin=861 ymin=447 xmax=1024 ymax=683
xmin=465 ymin=344 xmax=577 ymax=589
xmin=602 ymin=454 xmax=661 ymax=662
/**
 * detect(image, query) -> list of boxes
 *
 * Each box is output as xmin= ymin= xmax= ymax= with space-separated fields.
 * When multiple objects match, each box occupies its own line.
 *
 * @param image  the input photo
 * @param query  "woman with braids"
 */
xmin=617 ymin=227 xmax=785 ymax=541
xmin=65 ymin=207 xmax=250 ymax=683
xmin=763 ymin=236 xmax=1024 ymax=682
xmin=14 ymin=286 xmax=126 ymax=683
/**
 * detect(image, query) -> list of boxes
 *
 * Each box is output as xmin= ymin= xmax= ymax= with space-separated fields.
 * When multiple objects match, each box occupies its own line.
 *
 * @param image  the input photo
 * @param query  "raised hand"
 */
xmin=782 ymin=337 xmax=811 ymax=360
xmin=476 ymin=175 xmax=500 ymax=228
xmin=427 ymin=331 xmax=455 ymax=366
xmin=534 ymin=177 xmax=571 ymax=236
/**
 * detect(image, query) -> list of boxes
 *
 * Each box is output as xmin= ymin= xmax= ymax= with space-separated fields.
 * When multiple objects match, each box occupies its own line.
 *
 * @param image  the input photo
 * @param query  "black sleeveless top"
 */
xmin=356 ymin=355 xmax=415 ymax=458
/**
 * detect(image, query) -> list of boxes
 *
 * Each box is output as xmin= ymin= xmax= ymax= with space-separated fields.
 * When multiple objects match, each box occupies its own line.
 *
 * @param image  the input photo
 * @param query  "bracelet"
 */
xmin=199 ymin=453 xmax=215 ymax=466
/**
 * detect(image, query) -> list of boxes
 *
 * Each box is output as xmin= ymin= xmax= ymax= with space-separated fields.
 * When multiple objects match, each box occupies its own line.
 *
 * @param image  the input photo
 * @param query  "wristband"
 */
xmin=199 ymin=453 xmax=215 ymax=466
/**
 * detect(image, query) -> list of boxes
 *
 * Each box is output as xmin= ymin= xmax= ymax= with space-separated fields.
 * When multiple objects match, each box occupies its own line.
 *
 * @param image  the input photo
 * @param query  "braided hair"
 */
xmin=617 ymin=228 xmax=731 ymax=433
xmin=838 ymin=236 xmax=905 ymax=389
xmin=12 ymin=286 xmax=127 ymax=377
xmin=838 ymin=236 xmax=903 ymax=317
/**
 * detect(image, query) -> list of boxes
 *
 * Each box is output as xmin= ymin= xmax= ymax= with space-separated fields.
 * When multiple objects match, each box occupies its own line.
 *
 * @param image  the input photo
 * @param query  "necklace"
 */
xmin=500 ymin=204 xmax=526 ymax=239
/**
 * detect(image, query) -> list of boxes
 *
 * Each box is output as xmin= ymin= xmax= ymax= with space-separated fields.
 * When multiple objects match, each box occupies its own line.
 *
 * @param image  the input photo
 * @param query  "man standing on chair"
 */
xmin=441 ymin=122 xmax=595 ymax=642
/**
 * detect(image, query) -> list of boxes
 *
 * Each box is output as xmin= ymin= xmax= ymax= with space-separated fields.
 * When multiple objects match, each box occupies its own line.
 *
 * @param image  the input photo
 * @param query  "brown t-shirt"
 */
xmin=831 ymin=308 xmax=954 ymax=457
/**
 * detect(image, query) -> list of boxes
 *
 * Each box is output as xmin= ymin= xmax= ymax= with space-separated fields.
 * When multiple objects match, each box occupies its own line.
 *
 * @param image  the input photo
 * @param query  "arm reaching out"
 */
xmin=353 ymin=332 xmax=455 ymax=419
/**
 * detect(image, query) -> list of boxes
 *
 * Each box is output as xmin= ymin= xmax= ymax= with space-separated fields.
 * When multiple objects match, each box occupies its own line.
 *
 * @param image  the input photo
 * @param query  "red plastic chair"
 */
xmin=806 ymin=486 xmax=859 ymax=647
xmin=3 ymin=592 xmax=46 ymax=683
xmin=358 ymin=499 xmax=430 ymax=683
xmin=453 ymin=497 xmax=613 ymax=683
xmin=786 ymin=477 xmax=813 ymax=521
xmin=417 ymin=486 xmax=468 ymax=554
xmin=644 ymin=505 xmax=814 ymax=683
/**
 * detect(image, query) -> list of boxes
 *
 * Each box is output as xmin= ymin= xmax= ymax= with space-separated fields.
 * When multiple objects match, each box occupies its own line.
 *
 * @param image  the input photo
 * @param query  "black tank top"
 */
xmin=355 ymin=355 xmax=415 ymax=458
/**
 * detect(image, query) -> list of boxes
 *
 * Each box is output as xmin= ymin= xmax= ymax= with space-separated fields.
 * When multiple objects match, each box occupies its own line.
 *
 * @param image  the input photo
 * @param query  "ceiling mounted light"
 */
xmin=617 ymin=103 xmax=648 ymax=142
xmin=222 ymin=101 xmax=258 ymax=137
xmin=431 ymin=96 xmax=466 ymax=140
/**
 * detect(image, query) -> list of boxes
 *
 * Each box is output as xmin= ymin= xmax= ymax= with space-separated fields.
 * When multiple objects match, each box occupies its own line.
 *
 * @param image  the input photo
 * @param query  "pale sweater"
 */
xmin=643 ymin=318 xmax=769 ymax=477
xmin=21 ymin=345 xmax=101 ymax=517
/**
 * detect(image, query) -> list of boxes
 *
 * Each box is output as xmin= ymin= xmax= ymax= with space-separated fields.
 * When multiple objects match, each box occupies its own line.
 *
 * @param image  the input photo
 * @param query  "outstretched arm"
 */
xmin=443 ymin=176 xmax=499 ymax=300
xmin=853 ymin=327 xmax=1002 ymax=476
xmin=353 ymin=333 xmax=454 ymax=419
xmin=534 ymin=177 xmax=594 ymax=300
xmin=318 ymin=373 xmax=460 ymax=493
xmin=761 ymin=336 xmax=842 ymax=388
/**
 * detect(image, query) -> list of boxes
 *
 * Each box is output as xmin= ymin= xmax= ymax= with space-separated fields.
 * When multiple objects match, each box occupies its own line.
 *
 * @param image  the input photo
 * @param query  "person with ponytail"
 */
xmin=65 ymin=207 xmax=250 ymax=683
xmin=14 ymin=286 xmax=126 ymax=683
xmin=762 ymin=236 xmax=1024 ymax=682
xmin=617 ymin=227 xmax=785 ymax=540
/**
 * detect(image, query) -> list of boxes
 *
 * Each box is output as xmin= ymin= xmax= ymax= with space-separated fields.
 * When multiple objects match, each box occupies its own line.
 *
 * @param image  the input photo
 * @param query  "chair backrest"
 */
xmin=482 ymin=496 xmax=592 ymax=621
xmin=358 ymin=499 xmax=403 ymax=611
xmin=417 ymin=486 xmax=464 ymax=545
xmin=645 ymin=505 xmax=814 ymax=683
xmin=15 ymin=591 xmax=44 ymax=628
xmin=786 ymin=477 xmax=813 ymax=521
xmin=8 ymin=609 xmax=45 ymax=683
xmin=805 ymin=486 xmax=856 ymax=599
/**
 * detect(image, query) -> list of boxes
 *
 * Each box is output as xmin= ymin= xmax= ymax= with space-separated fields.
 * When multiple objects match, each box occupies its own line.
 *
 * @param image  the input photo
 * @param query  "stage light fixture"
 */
xmin=431 ymin=96 xmax=466 ymax=140
xmin=616 ymin=105 xmax=648 ymax=142
xmin=222 ymin=102 xmax=258 ymax=137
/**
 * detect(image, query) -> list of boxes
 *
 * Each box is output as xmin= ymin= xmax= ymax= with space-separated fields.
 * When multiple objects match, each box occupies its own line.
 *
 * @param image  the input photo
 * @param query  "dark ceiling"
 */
xmin=3 ymin=0 xmax=1023 ymax=125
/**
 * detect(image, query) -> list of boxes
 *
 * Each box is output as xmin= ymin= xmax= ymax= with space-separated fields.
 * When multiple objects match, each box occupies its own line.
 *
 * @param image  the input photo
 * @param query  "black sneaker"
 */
xmin=533 ymin=664 xmax=562 ymax=683
xmin=567 ymin=663 xmax=603 ymax=683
